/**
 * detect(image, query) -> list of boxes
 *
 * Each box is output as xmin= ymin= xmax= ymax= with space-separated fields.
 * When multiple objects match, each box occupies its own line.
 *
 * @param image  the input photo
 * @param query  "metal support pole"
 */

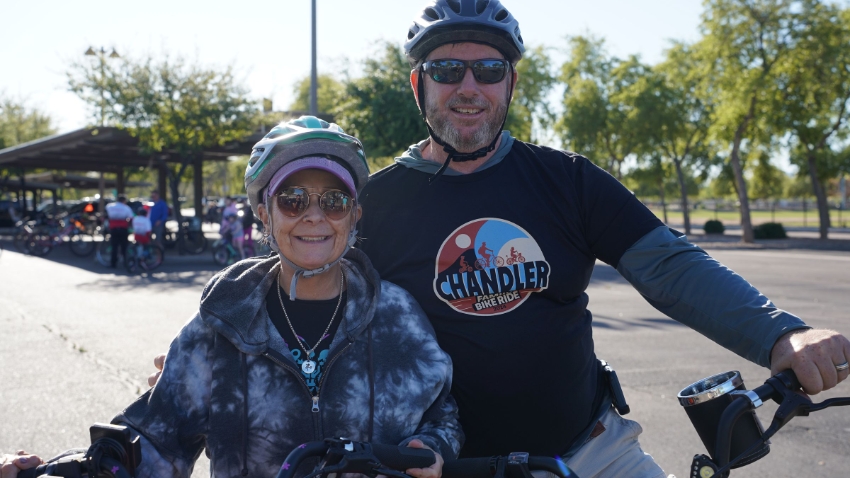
xmin=98 ymin=171 xmax=106 ymax=215
xmin=310 ymin=0 xmax=318 ymax=116
xmin=116 ymin=169 xmax=125 ymax=195
xmin=157 ymin=161 xmax=168 ymax=203
xmin=100 ymin=55 xmax=106 ymax=127
xmin=193 ymin=156 xmax=204 ymax=220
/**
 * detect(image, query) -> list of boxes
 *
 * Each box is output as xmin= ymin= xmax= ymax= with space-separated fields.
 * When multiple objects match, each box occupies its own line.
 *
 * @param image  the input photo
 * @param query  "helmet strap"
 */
xmin=416 ymin=66 xmax=515 ymax=183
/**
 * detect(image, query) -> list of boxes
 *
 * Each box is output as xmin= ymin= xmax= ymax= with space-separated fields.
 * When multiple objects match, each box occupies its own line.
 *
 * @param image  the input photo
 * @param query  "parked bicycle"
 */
xmin=22 ymin=214 xmax=96 ymax=257
xmin=12 ymin=219 xmax=37 ymax=253
xmin=211 ymin=230 xmax=270 ymax=267
xmin=161 ymin=217 xmax=207 ymax=255
xmin=211 ymin=234 xmax=241 ymax=267
xmin=125 ymin=242 xmax=165 ymax=274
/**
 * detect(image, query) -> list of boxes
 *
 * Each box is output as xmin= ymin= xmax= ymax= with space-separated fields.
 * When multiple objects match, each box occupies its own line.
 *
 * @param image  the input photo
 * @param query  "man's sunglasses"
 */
xmin=274 ymin=187 xmax=353 ymax=220
xmin=421 ymin=59 xmax=509 ymax=84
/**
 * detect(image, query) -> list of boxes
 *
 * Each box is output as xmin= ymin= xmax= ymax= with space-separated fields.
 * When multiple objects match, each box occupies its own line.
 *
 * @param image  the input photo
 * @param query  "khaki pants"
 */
xmin=535 ymin=407 xmax=670 ymax=478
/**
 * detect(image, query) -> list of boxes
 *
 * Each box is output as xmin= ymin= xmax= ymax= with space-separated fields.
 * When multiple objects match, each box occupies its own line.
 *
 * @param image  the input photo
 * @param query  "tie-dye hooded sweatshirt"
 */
xmin=112 ymin=249 xmax=463 ymax=477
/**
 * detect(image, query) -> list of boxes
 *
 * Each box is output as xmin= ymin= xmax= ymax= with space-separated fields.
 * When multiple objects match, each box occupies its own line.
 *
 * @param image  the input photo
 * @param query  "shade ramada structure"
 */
xmin=0 ymin=126 xmax=263 ymax=217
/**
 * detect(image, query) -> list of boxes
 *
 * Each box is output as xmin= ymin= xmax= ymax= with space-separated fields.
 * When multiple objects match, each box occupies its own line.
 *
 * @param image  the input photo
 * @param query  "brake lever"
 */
xmin=373 ymin=467 xmax=414 ymax=478
xmin=316 ymin=454 xmax=381 ymax=476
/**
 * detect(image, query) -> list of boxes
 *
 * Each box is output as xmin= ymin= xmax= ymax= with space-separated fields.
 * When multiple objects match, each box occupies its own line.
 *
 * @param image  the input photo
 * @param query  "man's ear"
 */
xmin=509 ymin=68 xmax=519 ymax=102
xmin=410 ymin=69 xmax=420 ymax=104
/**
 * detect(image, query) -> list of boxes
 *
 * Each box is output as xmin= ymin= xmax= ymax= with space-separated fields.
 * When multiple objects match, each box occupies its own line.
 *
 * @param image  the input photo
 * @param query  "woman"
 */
xmin=2 ymin=117 xmax=461 ymax=478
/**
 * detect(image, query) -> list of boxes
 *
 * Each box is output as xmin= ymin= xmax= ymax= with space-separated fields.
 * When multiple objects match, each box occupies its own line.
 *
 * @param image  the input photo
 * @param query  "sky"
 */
xmin=1 ymin=0 xmax=705 ymax=134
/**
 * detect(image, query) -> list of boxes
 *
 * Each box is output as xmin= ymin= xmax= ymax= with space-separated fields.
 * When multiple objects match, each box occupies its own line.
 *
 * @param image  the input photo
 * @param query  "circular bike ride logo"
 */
xmin=433 ymin=218 xmax=551 ymax=316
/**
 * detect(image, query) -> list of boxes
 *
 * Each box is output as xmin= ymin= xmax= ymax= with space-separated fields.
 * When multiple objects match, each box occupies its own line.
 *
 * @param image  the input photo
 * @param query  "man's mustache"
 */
xmin=446 ymin=98 xmax=490 ymax=110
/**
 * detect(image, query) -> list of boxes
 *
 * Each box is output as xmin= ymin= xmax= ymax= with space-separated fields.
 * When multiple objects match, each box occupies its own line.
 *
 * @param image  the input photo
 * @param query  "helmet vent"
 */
xmin=515 ymin=27 xmax=524 ymax=44
xmin=446 ymin=0 xmax=461 ymax=14
xmin=408 ymin=23 xmax=419 ymax=39
xmin=424 ymin=7 xmax=440 ymax=20
xmin=494 ymin=8 xmax=508 ymax=21
xmin=475 ymin=0 xmax=489 ymax=14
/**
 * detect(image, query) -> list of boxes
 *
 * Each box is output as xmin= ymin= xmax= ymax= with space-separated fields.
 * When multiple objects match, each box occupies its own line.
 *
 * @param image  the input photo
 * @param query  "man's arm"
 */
xmin=616 ymin=225 xmax=849 ymax=394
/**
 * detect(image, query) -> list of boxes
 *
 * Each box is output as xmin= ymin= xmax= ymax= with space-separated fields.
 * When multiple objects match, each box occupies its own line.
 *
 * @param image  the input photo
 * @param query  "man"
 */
xmin=148 ymin=190 xmax=168 ymax=247
xmin=104 ymin=196 xmax=133 ymax=268
xmin=354 ymin=1 xmax=850 ymax=476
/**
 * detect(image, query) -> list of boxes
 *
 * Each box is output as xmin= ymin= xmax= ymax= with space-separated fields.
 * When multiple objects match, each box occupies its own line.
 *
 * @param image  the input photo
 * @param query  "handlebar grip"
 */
xmin=774 ymin=369 xmax=801 ymax=391
xmin=17 ymin=466 xmax=43 ymax=478
xmin=442 ymin=457 xmax=493 ymax=478
xmin=372 ymin=443 xmax=436 ymax=470
xmin=276 ymin=441 xmax=331 ymax=478
xmin=754 ymin=369 xmax=803 ymax=402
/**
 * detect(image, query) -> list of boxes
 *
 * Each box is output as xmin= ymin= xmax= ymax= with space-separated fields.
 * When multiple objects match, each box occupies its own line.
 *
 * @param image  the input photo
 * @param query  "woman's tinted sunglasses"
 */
xmin=421 ymin=59 xmax=509 ymax=84
xmin=274 ymin=187 xmax=353 ymax=220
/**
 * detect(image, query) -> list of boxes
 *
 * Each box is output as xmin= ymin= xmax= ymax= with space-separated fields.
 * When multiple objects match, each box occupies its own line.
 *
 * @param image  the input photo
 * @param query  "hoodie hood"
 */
xmin=394 ymin=131 xmax=515 ymax=175
xmin=198 ymin=248 xmax=382 ymax=356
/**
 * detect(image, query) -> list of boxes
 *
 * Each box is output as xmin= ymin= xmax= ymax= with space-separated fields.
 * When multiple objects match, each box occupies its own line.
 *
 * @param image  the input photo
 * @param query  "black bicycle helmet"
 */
xmin=404 ymin=0 xmax=525 ymax=68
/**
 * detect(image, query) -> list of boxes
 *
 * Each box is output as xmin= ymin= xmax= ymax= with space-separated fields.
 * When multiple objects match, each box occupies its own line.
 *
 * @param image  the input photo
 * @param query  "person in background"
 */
xmin=132 ymin=207 xmax=153 ymax=259
xmin=219 ymin=197 xmax=237 ymax=232
xmin=224 ymin=211 xmax=245 ymax=260
xmin=148 ymin=191 xmax=168 ymax=247
xmin=240 ymin=198 xmax=255 ymax=254
xmin=104 ymin=196 xmax=133 ymax=268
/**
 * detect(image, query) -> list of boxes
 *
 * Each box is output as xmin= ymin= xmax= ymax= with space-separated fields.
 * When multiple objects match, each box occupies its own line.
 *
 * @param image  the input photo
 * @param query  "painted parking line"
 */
xmin=710 ymin=250 xmax=850 ymax=262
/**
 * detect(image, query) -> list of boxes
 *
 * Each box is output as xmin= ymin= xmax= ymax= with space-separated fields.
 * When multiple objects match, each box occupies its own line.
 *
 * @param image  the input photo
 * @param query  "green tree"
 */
xmin=557 ymin=36 xmax=647 ymax=178
xmin=625 ymin=154 xmax=677 ymax=224
xmin=709 ymin=162 xmax=741 ymax=199
xmin=289 ymin=74 xmax=346 ymax=115
xmin=749 ymin=150 xmax=787 ymax=200
xmin=698 ymin=0 xmax=803 ymax=242
xmin=333 ymin=42 xmax=426 ymax=159
xmin=644 ymin=42 xmax=715 ymax=235
xmin=0 ymin=96 xmax=56 ymax=185
xmin=769 ymin=1 xmax=850 ymax=239
xmin=0 ymin=96 xmax=55 ymax=150
xmin=557 ymin=36 xmax=612 ymax=164
xmin=203 ymin=156 xmax=250 ymax=198
xmin=504 ymin=45 xmax=557 ymax=143
xmin=68 ymin=54 xmax=257 ymax=244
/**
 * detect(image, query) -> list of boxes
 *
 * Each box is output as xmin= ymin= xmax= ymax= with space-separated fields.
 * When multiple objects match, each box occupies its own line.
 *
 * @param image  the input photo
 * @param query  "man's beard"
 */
xmin=425 ymin=92 xmax=508 ymax=153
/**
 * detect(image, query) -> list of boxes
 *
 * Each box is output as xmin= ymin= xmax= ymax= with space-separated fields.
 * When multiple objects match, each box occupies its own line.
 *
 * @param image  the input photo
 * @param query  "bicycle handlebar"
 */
xmin=276 ymin=439 xmax=436 ymax=478
xmin=277 ymin=439 xmax=577 ymax=478
xmin=441 ymin=454 xmax=576 ymax=478
xmin=18 ymin=454 xmax=131 ymax=478
xmin=18 ymin=424 xmax=140 ymax=478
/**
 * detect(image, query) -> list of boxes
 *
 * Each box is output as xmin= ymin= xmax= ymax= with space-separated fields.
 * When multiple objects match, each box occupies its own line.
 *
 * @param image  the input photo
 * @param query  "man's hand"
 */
xmin=404 ymin=439 xmax=443 ymax=478
xmin=147 ymin=353 xmax=166 ymax=387
xmin=770 ymin=328 xmax=850 ymax=394
xmin=1 ymin=451 xmax=41 ymax=478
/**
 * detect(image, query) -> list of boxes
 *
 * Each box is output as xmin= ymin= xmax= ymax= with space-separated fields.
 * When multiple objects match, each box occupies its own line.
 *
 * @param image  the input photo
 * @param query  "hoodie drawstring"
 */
xmin=241 ymin=352 xmax=249 ymax=477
